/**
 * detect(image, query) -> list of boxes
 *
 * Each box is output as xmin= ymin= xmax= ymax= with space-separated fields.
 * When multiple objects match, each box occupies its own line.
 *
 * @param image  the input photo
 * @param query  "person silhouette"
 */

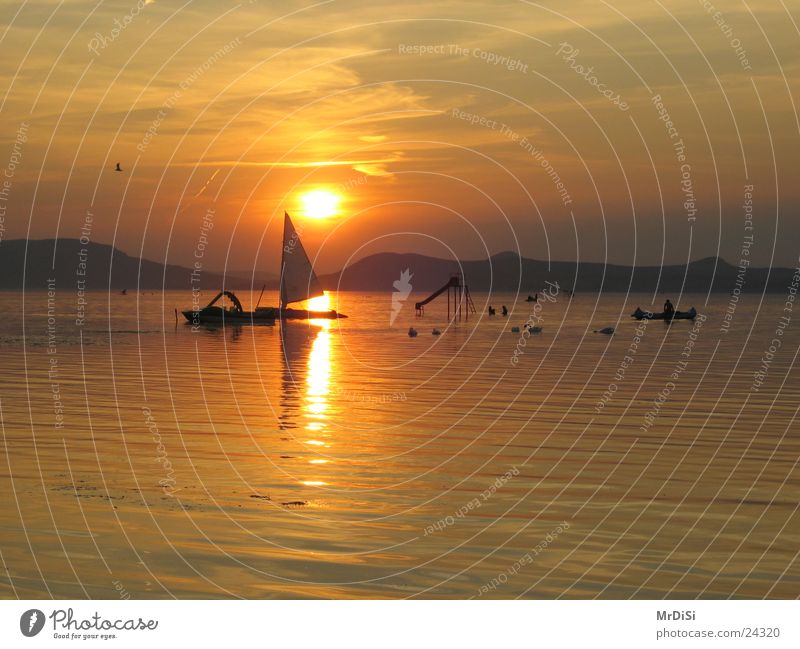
xmin=663 ymin=299 xmax=675 ymax=319
xmin=115 ymin=163 xmax=122 ymax=172
xmin=501 ymin=305 xmax=508 ymax=316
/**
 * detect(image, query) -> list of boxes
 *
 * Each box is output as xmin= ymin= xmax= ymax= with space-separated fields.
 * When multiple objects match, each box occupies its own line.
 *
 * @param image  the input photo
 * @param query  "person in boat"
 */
xmin=663 ymin=299 xmax=675 ymax=318
xmin=501 ymin=305 xmax=508 ymax=316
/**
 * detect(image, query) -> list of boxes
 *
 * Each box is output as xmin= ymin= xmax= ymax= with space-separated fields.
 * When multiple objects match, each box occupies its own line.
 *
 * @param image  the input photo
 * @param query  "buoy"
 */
xmin=408 ymin=327 xmax=418 ymax=337
xmin=432 ymin=328 xmax=441 ymax=336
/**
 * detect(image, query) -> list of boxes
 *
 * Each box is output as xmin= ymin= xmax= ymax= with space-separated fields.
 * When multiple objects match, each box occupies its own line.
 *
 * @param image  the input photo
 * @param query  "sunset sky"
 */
xmin=1 ymin=0 xmax=798 ymax=273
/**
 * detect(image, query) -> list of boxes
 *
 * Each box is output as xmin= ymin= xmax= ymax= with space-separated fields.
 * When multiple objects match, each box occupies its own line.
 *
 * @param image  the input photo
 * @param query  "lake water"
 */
xmin=0 ymin=288 xmax=798 ymax=598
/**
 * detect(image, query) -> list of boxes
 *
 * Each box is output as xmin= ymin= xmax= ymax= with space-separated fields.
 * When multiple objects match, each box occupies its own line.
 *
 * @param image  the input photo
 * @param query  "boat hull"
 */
xmin=259 ymin=307 xmax=347 ymax=320
xmin=182 ymin=308 xmax=275 ymax=326
xmin=631 ymin=307 xmax=697 ymax=321
xmin=182 ymin=307 xmax=347 ymax=325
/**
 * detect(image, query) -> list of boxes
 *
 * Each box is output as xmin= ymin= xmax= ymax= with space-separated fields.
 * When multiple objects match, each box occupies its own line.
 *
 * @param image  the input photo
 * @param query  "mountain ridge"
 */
xmin=0 ymin=238 xmax=792 ymax=293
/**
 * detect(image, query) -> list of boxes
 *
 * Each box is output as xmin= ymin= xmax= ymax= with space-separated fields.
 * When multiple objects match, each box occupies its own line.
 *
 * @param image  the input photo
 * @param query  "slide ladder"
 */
xmin=415 ymin=274 xmax=476 ymax=320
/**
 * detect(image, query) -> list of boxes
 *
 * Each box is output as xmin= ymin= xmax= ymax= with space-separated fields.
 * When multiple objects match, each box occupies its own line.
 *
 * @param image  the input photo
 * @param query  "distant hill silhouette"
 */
xmin=0 ymin=239 xmax=793 ymax=293
xmin=0 ymin=239 xmax=265 ymax=290
xmin=321 ymin=250 xmax=794 ymax=294
xmin=216 ymin=269 xmax=279 ymax=285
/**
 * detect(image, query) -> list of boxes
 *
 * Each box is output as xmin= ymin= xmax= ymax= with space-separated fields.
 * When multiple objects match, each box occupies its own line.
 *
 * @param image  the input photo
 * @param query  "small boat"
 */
xmin=183 ymin=291 xmax=275 ymax=326
xmin=631 ymin=306 xmax=697 ymax=321
xmin=183 ymin=212 xmax=346 ymax=325
xmin=595 ymin=327 xmax=615 ymax=335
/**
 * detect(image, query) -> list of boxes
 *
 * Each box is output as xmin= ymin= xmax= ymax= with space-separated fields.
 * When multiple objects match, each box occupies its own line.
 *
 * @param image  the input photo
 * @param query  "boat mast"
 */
xmin=255 ymin=283 xmax=266 ymax=310
xmin=279 ymin=211 xmax=287 ymax=311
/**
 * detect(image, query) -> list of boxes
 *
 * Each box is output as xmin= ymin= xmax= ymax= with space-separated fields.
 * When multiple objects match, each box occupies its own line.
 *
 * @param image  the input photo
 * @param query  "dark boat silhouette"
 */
xmin=631 ymin=306 xmax=697 ymax=321
xmin=182 ymin=212 xmax=346 ymax=325
xmin=183 ymin=290 xmax=275 ymax=325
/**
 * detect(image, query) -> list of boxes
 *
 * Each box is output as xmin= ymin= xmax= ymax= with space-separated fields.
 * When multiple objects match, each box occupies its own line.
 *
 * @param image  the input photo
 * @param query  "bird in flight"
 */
xmin=115 ymin=162 xmax=122 ymax=172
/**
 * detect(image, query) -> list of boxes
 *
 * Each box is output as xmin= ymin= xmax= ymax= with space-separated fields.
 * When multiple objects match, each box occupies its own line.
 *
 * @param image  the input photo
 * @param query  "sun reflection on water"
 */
xmin=301 ymin=296 xmax=333 ymax=484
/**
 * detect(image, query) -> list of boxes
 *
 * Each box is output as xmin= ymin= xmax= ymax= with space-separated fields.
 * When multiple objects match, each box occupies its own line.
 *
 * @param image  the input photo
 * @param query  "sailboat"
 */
xmin=182 ymin=211 xmax=346 ymax=325
xmin=261 ymin=211 xmax=346 ymax=320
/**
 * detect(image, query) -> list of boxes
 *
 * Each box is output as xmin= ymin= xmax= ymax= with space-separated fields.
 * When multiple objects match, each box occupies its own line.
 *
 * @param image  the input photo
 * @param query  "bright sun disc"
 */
xmin=300 ymin=190 xmax=340 ymax=219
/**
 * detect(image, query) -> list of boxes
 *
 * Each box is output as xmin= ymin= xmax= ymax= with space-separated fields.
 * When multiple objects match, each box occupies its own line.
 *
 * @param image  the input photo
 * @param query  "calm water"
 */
xmin=0 ymin=288 xmax=798 ymax=599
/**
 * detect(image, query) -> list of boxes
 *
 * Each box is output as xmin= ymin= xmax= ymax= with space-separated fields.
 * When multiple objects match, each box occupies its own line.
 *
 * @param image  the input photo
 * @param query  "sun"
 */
xmin=300 ymin=189 xmax=341 ymax=219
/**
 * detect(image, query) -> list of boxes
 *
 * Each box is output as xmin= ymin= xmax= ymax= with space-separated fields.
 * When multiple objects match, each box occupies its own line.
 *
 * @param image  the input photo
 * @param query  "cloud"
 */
xmin=172 ymin=156 xmax=401 ymax=171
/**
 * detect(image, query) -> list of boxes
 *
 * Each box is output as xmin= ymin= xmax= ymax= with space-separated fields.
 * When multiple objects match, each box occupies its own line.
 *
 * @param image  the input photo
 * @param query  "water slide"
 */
xmin=414 ymin=276 xmax=460 ymax=311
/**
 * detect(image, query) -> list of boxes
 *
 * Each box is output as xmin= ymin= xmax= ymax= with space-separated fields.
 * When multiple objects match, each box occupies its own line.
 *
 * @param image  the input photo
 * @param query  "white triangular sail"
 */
xmin=280 ymin=212 xmax=323 ymax=307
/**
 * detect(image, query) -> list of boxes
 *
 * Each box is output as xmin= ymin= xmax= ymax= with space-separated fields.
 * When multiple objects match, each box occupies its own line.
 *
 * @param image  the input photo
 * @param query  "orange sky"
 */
xmin=1 ymin=0 xmax=798 ymax=273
